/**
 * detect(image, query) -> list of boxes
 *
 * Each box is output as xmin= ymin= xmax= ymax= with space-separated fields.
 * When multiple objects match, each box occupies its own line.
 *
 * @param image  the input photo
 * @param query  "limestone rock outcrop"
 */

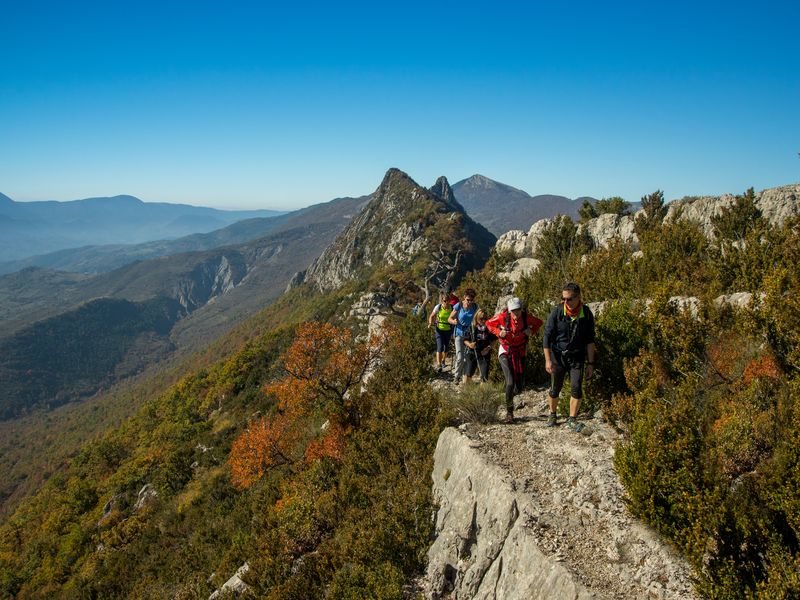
xmin=209 ymin=563 xmax=250 ymax=600
xmin=424 ymin=392 xmax=699 ymax=600
xmin=495 ymin=183 xmax=800 ymax=282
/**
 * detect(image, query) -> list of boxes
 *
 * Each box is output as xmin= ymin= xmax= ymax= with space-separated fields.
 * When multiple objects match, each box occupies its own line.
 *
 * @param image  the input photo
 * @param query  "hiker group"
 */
xmin=427 ymin=282 xmax=596 ymax=430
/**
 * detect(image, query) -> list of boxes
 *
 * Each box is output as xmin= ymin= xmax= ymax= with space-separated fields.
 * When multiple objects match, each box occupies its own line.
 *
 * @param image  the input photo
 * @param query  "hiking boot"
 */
xmin=565 ymin=417 xmax=576 ymax=430
xmin=503 ymin=410 xmax=514 ymax=424
xmin=546 ymin=413 xmax=558 ymax=427
xmin=438 ymin=364 xmax=443 ymax=374
xmin=565 ymin=417 xmax=584 ymax=433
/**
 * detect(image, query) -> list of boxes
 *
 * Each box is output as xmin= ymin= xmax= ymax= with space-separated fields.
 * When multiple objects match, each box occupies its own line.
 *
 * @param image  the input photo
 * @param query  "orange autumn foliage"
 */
xmin=304 ymin=424 xmax=348 ymax=464
xmin=742 ymin=353 xmax=782 ymax=385
xmin=229 ymin=412 xmax=305 ymax=489
xmin=265 ymin=321 xmax=381 ymax=428
xmin=229 ymin=322 xmax=382 ymax=489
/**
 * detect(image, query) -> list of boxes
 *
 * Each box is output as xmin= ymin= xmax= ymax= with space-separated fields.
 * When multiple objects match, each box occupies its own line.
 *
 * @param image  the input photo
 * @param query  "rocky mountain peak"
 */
xmin=428 ymin=176 xmax=464 ymax=212
xmin=459 ymin=174 xmax=525 ymax=196
xmin=300 ymin=168 xmax=496 ymax=292
xmin=462 ymin=174 xmax=497 ymax=189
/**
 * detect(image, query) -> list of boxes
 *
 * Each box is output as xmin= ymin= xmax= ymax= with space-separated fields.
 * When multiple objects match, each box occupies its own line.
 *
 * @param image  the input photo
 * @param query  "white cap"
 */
xmin=507 ymin=297 xmax=522 ymax=311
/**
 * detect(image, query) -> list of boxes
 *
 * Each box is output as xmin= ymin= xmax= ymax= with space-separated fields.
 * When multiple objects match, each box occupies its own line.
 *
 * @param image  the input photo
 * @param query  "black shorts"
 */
xmin=548 ymin=352 xmax=585 ymax=399
xmin=435 ymin=328 xmax=452 ymax=353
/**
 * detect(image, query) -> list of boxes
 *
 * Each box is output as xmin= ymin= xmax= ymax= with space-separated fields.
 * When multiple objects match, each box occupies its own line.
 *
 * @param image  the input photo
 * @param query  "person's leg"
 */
xmin=464 ymin=353 xmax=477 ymax=384
xmin=548 ymin=363 xmax=566 ymax=413
xmin=513 ymin=352 xmax=526 ymax=394
xmin=435 ymin=332 xmax=445 ymax=370
xmin=499 ymin=354 xmax=515 ymax=415
xmin=568 ymin=362 xmax=585 ymax=418
xmin=477 ymin=354 xmax=489 ymax=382
xmin=453 ymin=336 xmax=465 ymax=381
xmin=547 ymin=354 xmax=566 ymax=426
xmin=438 ymin=330 xmax=452 ymax=369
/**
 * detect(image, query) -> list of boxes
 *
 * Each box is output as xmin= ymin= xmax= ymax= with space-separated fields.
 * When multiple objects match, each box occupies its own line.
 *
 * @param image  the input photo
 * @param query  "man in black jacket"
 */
xmin=542 ymin=282 xmax=596 ymax=432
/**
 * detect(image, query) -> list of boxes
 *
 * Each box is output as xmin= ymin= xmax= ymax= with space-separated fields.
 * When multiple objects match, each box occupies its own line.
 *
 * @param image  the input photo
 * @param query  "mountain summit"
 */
xmin=452 ymin=174 xmax=591 ymax=235
xmin=302 ymin=168 xmax=495 ymax=292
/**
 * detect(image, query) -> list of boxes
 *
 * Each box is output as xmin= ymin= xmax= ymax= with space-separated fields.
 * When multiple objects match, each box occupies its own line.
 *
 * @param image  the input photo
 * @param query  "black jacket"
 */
xmin=542 ymin=303 xmax=595 ymax=360
xmin=464 ymin=323 xmax=496 ymax=354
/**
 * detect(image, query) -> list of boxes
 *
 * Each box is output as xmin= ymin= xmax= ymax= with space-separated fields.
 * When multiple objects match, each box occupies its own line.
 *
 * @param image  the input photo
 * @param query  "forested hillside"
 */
xmin=1 ymin=184 xmax=799 ymax=599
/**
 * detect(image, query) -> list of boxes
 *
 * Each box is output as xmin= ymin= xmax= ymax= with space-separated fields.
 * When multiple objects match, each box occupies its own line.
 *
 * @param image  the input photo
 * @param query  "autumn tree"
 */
xmin=230 ymin=322 xmax=383 ymax=489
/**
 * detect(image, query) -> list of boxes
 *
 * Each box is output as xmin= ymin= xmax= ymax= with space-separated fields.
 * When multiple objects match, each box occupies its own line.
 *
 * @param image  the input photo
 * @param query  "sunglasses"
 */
xmin=562 ymin=295 xmax=578 ymax=302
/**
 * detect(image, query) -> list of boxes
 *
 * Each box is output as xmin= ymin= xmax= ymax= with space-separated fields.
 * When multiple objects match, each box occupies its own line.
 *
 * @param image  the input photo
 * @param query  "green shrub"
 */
xmin=327 ymin=562 xmax=405 ymax=600
xmin=584 ymin=300 xmax=646 ymax=409
xmin=443 ymin=382 xmax=503 ymax=424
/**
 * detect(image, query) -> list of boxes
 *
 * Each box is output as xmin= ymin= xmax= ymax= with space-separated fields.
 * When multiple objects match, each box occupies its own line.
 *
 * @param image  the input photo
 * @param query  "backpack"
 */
xmin=501 ymin=307 xmax=529 ymax=350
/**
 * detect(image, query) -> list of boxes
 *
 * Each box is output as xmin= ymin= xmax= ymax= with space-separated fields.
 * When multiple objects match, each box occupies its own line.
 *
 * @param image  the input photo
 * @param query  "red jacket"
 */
xmin=486 ymin=309 xmax=543 ymax=354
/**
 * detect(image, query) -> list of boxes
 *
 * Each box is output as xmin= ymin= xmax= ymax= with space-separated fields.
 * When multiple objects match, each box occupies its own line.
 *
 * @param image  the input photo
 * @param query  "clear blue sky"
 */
xmin=2 ymin=0 xmax=798 ymax=210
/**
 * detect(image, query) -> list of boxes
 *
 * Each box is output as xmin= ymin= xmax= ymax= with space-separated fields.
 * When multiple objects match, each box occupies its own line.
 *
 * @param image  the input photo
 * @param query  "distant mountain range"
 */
xmin=0 ymin=192 xmax=284 ymax=262
xmin=0 ymin=214 xmax=293 ymax=275
xmin=452 ymin=174 xmax=596 ymax=236
xmin=0 ymin=194 xmax=368 ymax=418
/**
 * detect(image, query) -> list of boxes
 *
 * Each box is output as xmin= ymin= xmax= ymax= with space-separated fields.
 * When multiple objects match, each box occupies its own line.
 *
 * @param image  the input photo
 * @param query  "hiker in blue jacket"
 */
xmin=448 ymin=288 xmax=478 ymax=384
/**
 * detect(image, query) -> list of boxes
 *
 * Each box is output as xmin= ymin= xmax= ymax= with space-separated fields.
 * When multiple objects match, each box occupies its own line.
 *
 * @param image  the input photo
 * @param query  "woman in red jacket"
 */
xmin=486 ymin=297 xmax=543 ymax=423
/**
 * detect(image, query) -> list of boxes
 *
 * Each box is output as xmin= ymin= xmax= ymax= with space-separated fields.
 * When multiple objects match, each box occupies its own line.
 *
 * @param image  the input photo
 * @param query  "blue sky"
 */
xmin=2 ymin=0 xmax=798 ymax=210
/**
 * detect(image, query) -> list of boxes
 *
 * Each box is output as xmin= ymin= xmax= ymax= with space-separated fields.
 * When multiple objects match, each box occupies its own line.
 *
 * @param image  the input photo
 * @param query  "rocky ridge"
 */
xmin=496 ymin=183 xmax=800 ymax=282
xmin=424 ymin=387 xmax=699 ymax=600
xmin=299 ymin=169 xmax=495 ymax=292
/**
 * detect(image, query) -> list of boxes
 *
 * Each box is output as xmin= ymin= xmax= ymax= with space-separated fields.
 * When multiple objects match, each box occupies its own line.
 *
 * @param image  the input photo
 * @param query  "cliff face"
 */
xmin=424 ymin=389 xmax=699 ymax=600
xmin=302 ymin=169 xmax=496 ymax=292
xmin=172 ymin=253 xmax=248 ymax=312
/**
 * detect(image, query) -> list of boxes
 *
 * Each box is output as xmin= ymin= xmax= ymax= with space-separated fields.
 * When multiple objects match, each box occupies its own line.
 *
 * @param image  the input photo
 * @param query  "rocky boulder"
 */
xmin=133 ymin=483 xmax=157 ymax=512
xmin=209 ymin=562 xmax=250 ymax=599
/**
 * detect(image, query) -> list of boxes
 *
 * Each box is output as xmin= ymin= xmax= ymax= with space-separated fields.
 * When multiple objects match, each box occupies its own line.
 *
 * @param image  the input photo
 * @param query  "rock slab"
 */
xmin=425 ymin=393 xmax=700 ymax=599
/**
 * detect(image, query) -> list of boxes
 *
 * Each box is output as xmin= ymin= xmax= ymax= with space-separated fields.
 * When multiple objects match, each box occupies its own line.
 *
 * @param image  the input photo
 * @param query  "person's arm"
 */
xmin=448 ymin=304 xmax=460 ymax=327
xmin=542 ymin=309 xmax=556 ymax=373
xmin=584 ymin=309 xmax=596 ymax=378
xmin=481 ymin=331 xmax=496 ymax=355
xmin=527 ymin=313 xmax=544 ymax=336
xmin=485 ymin=313 xmax=502 ymax=337
xmin=585 ymin=343 xmax=596 ymax=379
xmin=428 ymin=303 xmax=439 ymax=328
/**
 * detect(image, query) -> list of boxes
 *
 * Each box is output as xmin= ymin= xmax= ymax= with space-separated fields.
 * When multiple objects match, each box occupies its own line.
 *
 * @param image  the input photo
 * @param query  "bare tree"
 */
xmin=420 ymin=246 xmax=462 ymax=307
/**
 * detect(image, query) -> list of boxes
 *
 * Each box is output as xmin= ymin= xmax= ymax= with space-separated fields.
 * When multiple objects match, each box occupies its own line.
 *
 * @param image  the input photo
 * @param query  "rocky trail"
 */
xmin=423 ymin=379 xmax=700 ymax=599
